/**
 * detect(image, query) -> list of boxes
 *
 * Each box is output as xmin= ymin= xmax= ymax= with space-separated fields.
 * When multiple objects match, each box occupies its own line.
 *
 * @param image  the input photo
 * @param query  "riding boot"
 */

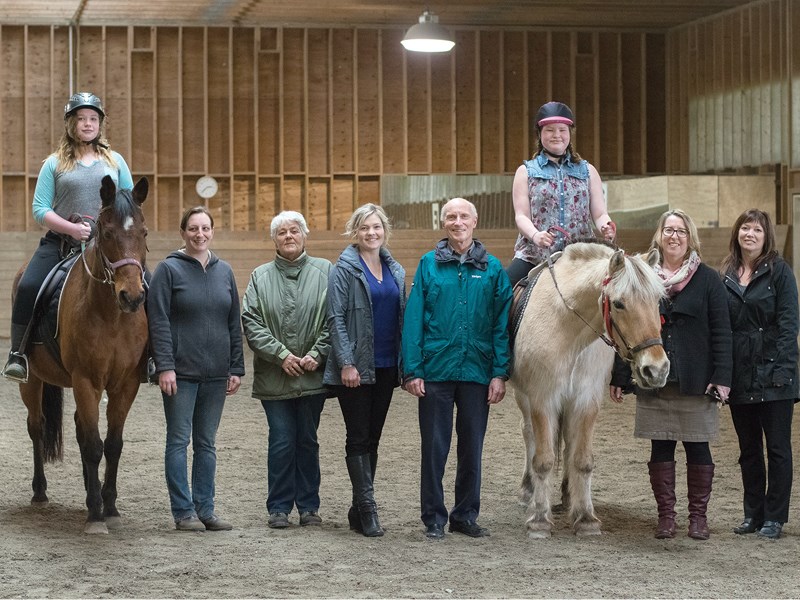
xmin=687 ymin=463 xmax=714 ymax=540
xmin=648 ymin=461 xmax=677 ymax=539
xmin=2 ymin=322 xmax=29 ymax=383
xmin=345 ymin=454 xmax=384 ymax=537
xmin=348 ymin=453 xmax=378 ymax=532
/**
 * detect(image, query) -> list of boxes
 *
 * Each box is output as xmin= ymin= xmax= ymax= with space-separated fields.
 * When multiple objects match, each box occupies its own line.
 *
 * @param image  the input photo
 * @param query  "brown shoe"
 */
xmin=175 ymin=515 xmax=205 ymax=532
xmin=201 ymin=514 xmax=233 ymax=531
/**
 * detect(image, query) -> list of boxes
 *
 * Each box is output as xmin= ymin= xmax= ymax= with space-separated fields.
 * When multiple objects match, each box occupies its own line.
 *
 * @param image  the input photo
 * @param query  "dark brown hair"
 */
xmin=180 ymin=206 xmax=214 ymax=232
xmin=721 ymin=208 xmax=777 ymax=275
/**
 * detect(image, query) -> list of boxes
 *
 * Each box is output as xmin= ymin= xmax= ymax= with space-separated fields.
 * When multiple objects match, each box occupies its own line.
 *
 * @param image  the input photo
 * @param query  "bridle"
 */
xmin=544 ymin=239 xmax=662 ymax=363
xmin=78 ymin=215 xmax=146 ymax=288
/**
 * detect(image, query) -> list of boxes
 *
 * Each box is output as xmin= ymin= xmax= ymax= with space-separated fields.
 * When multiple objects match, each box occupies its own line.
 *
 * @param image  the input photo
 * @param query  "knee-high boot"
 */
xmin=648 ymin=461 xmax=677 ymax=539
xmin=687 ymin=463 xmax=714 ymax=540
xmin=346 ymin=454 xmax=383 ymax=537
xmin=347 ymin=452 xmax=379 ymax=532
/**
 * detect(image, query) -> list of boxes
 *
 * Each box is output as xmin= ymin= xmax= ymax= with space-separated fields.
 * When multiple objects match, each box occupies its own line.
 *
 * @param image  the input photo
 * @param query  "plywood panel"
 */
xmin=331 ymin=175 xmax=354 ymax=230
xmin=182 ymin=28 xmax=205 ymax=174
xmin=2 ymin=27 xmax=25 ymax=174
xmin=131 ymin=51 xmax=154 ymax=173
xmin=358 ymin=176 xmax=380 ymax=207
xmin=257 ymin=178 xmax=280 ymax=232
xmin=76 ymin=27 xmax=103 ymax=94
xmin=645 ymin=33 xmax=666 ymax=173
xmin=526 ymin=30 xmax=550 ymax=147
xmin=282 ymin=175 xmax=304 ymax=213
xmin=574 ymin=36 xmax=596 ymax=165
xmin=282 ymin=29 xmax=305 ymax=173
xmin=405 ymin=51 xmax=428 ymax=173
xmin=232 ymin=176 xmax=254 ymax=230
xmin=156 ymin=28 xmax=180 ymax=175
xmin=208 ymin=176 xmax=230 ymax=229
xmin=455 ymin=30 xmax=477 ymax=172
xmin=598 ymin=33 xmax=621 ymax=174
xmin=207 ymin=27 xmax=230 ymax=175
xmin=381 ymin=29 xmax=405 ymax=174
xmin=550 ymin=32 xmax=572 ymax=104
xmin=502 ymin=31 xmax=525 ymax=173
xmin=307 ymin=29 xmax=329 ymax=174
xmin=50 ymin=28 xmax=72 ymax=150
xmin=104 ymin=27 xmax=130 ymax=159
xmin=232 ymin=29 xmax=255 ymax=173
xmin=307 ymin=177 xmax=330 ymax=230
xmin=257 ymin=49 xmax=280 ymax=175
xmin=3 ymin=177 xmax=27 ymax=231
xmin=356 ymin=29 xmax=380 ymax=174
xmin=25 ymin=27 xmax=51 ymax=168
xmin=479 ymin=30 xmax=501 ymax=173
xmin=155 ymin=176 xmax=181 ymax=231
xmin=331 ymin=29 xmax=353 ymax=173
xmin=621 ymin=33 xmax=644 ymax=174
xmin=430 ymin=52 xmax=453 ymax=173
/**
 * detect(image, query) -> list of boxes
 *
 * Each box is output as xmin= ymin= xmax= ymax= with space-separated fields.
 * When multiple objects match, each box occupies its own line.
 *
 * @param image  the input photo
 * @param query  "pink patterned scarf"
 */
xmin=655 ymin=251 xmax=701 ymax=297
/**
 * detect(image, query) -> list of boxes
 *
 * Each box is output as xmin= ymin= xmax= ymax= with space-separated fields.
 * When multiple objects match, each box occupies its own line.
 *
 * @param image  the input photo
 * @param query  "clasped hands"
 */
xmin=281 ymin=353 xmax=318 ymax=376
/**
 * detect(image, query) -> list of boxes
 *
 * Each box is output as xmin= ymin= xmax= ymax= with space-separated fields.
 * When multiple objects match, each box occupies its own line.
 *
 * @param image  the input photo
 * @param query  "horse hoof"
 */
xmin=552 ymin=502 xmax=567 ymax=514
xmin=30 ymin=498 xmax=49 ymax=508
xmin=527 ymin=528 xmax=551 ymax=539
xmin=105 ymin=516 xmax=123 ymax=530
xmin=84 ymin=521 xmax=109 ymax=535
xmin=574 ymin=519 xmax=602 ymax=537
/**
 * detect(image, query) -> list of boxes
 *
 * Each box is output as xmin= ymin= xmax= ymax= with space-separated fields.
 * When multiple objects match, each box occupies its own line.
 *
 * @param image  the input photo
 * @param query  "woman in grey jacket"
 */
xmin=324 ymin=204 xmax=405 ymax=537
xmin=241 ymin=211 xmax=332 ymax=529
xmin=148 ymin=206 xmax=245 ymax=532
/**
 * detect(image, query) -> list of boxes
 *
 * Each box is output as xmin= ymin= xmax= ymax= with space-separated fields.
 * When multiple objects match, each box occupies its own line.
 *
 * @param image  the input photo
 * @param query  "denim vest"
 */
xmin=513 ymin=153 xmax=593 ymax=265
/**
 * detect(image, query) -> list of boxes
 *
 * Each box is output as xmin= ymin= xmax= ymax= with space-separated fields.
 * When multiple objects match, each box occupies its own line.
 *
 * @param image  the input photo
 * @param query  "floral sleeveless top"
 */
xmin=513 ymin=153 xmax=594 ymax=265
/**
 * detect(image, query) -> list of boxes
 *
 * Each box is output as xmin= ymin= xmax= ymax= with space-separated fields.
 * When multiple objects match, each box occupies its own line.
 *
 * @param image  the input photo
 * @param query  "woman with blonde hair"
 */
xmin=611 ymin=209 xmax=732 ymax=540
xmin=324 ymin=203 xmax=406 ymax=537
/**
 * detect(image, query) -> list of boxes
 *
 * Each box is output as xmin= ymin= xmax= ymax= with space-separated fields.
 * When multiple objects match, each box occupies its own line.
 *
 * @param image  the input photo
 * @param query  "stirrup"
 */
xmin=2 ymin=352 xmax=29 ymax=383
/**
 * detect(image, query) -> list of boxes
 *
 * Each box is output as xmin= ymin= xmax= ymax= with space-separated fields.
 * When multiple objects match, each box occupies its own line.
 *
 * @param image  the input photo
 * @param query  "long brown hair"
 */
xmin=720 ymin=209 xmax=778 ymax=275
xmin=54 ymin=112 xmax=117 ymax=174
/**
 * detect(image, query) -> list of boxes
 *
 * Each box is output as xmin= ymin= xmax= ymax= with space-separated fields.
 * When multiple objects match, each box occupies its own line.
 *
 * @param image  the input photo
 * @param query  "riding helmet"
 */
xmin=64 ymin=92 xmax=105 ymax=119
xmin=535 ymin=101 xmax=574 ymax=128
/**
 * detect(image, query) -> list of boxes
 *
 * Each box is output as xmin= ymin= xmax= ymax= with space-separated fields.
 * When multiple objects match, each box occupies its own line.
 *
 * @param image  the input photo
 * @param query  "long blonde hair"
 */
xmin=54 ymin=113 xmax=118 ymax=174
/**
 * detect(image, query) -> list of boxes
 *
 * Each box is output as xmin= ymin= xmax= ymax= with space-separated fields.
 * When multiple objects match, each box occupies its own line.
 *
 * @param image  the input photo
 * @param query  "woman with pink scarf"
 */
xmin=610 ymin=209 xmax=732 ymax=541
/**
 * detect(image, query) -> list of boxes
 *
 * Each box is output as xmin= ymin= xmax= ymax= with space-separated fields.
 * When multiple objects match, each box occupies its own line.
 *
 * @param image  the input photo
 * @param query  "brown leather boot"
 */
xmin=687 ymin=463 xmax=714 ymax=540
xmin=648 ymin=461 xmax=677 ymax=539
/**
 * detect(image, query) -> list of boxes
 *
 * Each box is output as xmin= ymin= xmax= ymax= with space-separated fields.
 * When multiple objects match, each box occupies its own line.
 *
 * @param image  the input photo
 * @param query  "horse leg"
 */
xmin=72 ymin=379 xmax=108 ymax=534
xmin=101 ymin=379 xmax=139 ymax=529
xmin=516 ymin=397 xmax=536 ymax=506
xmin=526 ymin=406 xmax=556 ymax=538
xmin=20 ymin=377 xmax=48 ymax=505
xmin=565 ymin=402 xmax=601 ymax=536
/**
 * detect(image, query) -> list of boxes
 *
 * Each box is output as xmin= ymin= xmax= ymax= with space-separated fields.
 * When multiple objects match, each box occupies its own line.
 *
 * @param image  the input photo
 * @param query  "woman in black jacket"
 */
xmin=722 ymin=209 xmax=798 ymax=540
xmin=610 ymin=209 xmax=732 ymax=541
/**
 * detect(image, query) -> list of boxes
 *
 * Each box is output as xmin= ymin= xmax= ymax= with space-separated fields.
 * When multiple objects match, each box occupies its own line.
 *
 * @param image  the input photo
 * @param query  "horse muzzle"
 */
xmin=631 ymin=348 xmax=669 ymax=390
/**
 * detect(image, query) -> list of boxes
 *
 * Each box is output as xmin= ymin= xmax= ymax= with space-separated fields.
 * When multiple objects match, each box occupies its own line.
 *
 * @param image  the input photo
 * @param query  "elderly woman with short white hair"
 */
xmin=242 ymin=211 xmax=332 ymax=529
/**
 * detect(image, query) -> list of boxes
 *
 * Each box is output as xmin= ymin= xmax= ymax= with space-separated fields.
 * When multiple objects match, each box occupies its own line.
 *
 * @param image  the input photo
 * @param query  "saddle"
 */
xmin=509 ymin=252 xmax=562 ymax=348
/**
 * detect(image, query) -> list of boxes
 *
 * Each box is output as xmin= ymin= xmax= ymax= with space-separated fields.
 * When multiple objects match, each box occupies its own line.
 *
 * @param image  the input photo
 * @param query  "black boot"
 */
xmin=347 ymin=454 xmax=378 ymax=532
xmin=346 ymin=454 xmax=383 ymax=537
xmin=2 ymin=322 xmax=29 ymax=383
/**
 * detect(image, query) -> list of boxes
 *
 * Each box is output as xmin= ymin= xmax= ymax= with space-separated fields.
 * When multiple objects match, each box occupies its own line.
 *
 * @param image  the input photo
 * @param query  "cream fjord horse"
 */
xmin=511 ymin=241 xmax=669 ymax=538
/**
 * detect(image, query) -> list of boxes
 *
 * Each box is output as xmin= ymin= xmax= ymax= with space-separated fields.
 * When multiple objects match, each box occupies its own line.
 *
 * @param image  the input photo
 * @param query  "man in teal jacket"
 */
xmin=402 ymin=197 xmax=512 ymax=540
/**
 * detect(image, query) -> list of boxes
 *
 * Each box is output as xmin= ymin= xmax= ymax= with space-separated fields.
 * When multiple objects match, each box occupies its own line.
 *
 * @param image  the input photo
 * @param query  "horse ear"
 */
xmin=100 ymin=175 xmax=116 ymax=209
xmin=132 ymin=177 xmax=149 ymax=206
xmin=645 ymin=247 xmax=660 ymax=268
xmin=608 ymin=248 xmax=625 ymax=275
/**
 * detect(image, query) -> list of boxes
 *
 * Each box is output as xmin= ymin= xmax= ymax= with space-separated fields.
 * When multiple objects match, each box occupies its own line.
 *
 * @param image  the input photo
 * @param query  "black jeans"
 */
xmin=650 ymin=439 xmax=712 ymax=465
xmin=505 ymin=257 xmax=537 ymax=288
xmin=335 ymin=367 xmax=397 ymax=457
xmin=12 ymin=232 xmax=65 ymax=332
xmin=730 ymin=399 xmax=794 ymax=523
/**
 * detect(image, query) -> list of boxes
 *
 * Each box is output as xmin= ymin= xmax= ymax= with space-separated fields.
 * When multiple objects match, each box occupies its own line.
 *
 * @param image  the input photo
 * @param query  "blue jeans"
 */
xmin=163 ymin=379 xmax=227 ymax=522
xmin=262 ymin=394 xmax=326 ymax=514
xmin=418 ymin=381 xmax=490 ymax=526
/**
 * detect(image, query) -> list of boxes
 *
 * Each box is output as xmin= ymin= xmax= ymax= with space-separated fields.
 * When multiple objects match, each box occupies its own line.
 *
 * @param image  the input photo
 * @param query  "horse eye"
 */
xmin=612 ymin=300 xmax=625 ymax=310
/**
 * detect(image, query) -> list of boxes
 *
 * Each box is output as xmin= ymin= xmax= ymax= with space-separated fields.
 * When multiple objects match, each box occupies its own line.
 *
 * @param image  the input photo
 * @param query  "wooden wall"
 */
xmin=0 ymin=25 xmax=667 ymax=232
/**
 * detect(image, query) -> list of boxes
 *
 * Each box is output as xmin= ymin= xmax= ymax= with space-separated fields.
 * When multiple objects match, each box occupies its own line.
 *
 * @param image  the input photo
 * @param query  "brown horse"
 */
xmin=511 ymin=242 xmax=669 ymax=537
xmin=16 ymin=175 xmax=149 ymax=534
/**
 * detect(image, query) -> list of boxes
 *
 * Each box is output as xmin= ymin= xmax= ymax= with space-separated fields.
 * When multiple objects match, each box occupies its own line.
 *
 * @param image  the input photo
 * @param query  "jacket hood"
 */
xmin=166 ymin=249 xmax=220 ymax=267
xmin=434 ymin=238 xmax=488 ymax=271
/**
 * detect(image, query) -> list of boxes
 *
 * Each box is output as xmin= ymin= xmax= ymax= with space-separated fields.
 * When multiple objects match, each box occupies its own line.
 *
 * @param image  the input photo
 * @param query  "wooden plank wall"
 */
xmin=0 ymin=25 xmax=667 ymax=232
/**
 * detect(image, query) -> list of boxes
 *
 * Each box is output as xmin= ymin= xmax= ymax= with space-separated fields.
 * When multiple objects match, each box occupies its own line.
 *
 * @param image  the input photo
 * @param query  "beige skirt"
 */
xmin=635 ymin=382 xmax=719 ymax=442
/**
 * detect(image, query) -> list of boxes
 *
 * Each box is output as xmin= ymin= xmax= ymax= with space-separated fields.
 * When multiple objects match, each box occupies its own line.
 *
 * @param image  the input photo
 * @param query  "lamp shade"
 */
xmin=401 ymin=9 xmax=455 ymax=53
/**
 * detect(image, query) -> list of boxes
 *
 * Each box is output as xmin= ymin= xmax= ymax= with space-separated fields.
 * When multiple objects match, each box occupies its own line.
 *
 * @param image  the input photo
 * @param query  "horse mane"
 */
xmin=561 ymin=240 xmax=665 ymax=303
xmin=100 ymin=188 xmax=139 ymax=221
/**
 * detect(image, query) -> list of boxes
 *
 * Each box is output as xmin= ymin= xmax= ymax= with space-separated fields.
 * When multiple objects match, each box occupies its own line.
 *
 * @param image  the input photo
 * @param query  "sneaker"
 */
xmin=175 ymin=515 xmax=205 ymax=532
xmin=2 ymin=353 xmax=28 ymax=383
xmin=299 ymin=511 xmax=322 ymax=526
xmin=268 ymin=512 xmax=290 ymax=529
xmin=201 ymin=514 xmax=233 ymax=531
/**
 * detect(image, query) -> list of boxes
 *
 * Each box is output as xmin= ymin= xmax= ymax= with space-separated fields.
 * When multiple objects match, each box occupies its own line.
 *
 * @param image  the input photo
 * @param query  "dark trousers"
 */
xmin=12 ymin=232 xmax=64 ymax=331
xmin=650 ymin=439 xmax=713 ymax=465
xmin=336 ymin=367 xmax=397 ymax=457
xmin=506 ymin=257 xmax=537 ymax=288
xmin=730 ymin=399 xmax=794 ymax=523
xmin=418 ymin=381 xmax=490 ymax=526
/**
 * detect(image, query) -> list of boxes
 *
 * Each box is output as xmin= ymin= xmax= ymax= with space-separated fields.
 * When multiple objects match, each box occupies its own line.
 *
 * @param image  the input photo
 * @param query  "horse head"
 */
xmin=604 ymin=248 xmax=669 ymax=389
xmin=96 ymin=175 xmax=149 ymax=312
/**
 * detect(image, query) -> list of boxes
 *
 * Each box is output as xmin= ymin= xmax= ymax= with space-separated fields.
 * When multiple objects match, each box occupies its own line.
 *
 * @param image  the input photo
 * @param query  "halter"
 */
xmin=545 ymin=244 xmax=663 ymax=364
xmin=78 ymin=215 xmax=145 ymax=288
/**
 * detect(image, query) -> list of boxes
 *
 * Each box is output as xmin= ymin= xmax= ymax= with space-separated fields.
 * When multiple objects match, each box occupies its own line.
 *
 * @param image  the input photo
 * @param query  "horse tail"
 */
xmin=41 ymin=384 xmax=64 ymax=463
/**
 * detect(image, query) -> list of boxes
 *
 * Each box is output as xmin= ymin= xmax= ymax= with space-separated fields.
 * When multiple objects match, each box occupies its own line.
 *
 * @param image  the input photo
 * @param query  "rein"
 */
xmin=544 ymin=246 xmax=662 ymax=363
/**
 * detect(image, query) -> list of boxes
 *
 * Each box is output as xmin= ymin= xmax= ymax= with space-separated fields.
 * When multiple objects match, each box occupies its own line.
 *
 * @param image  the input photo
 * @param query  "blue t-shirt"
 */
xmin=360 ymin=257 xmax=400 ymax=368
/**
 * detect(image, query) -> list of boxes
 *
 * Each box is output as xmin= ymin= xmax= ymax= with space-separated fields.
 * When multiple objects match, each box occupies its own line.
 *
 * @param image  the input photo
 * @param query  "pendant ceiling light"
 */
xmin=401 ymin=9 xmax=455 ymax=53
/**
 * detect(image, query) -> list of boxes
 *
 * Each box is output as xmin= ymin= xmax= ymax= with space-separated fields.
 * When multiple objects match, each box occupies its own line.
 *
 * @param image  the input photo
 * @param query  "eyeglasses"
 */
xmin=662 ymin=227 xmax=688 ymax=238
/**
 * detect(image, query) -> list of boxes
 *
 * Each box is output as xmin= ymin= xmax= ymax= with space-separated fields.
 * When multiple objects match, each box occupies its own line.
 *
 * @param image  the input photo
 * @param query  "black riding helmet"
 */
xmin=64 ymin=92 xmax=105 ymax=120
xmin=535 ymin=101 xmax=574 ymax=129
